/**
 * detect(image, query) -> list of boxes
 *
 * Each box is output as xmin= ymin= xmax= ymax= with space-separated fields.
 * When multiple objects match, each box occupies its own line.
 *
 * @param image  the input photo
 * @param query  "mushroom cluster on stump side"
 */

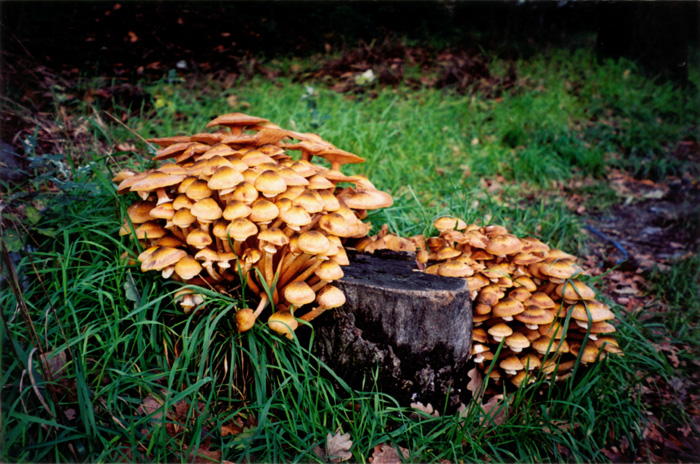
xmin=353 ymin=216 xmax=622 ymax=387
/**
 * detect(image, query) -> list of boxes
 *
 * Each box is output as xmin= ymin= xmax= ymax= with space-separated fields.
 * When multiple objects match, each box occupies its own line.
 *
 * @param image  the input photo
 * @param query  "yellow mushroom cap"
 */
xmin=236 ymin=308 xmax=257 ymax=332
xmin=134 ymin=222 xmax=167 ymax=240
xmin=191 ymin=198 xmax=223 ymax=223
xmin=249 ymin=198 xmax=280 ymax=224
xmin=513 ymin=276 xmax=537 ymax=292
xmin=140 ymin=247 xmax=187 ymax=272
xmin=500 ymin=355 xmax=524 ymax=374
xmin=130 ymin=171 xmax=185 ymax=192
xmin=172 ymin=208 xmax=197 ymax=228
xmin=556 ymin=280 xmax=596 ymax=301
xmin=127 ymin=201 xmax=156 ymax=224
xmin=433 ymin=216 xmax=467 ymax=232
xmin=293 ymin=190 xmax=325 ymax=213
xmin=315 ymin=261 xmax=344 ymax=282
xmin=307 ymin=174 xmax=335 ymax=190
xmin=520 ymin=237 xmax=550 ymax=253
xmin=231 ymin=182 xmax=260 ymax=204
xmin=485 ymin=233 xmax=522 ymax=256
xmin=297 ymin=230 xmax=331 ymax=255
xmin=525 ymin=292 xmax=556 ymax=309
xmin=206 ymin=112 xmax=268 ymax=129
xmin=173 ymin=194 xmax=194 ymax=210
xmin=488 ymin=322 xmax=513 ymax=342
xmin=570 ymin=301 xmax=615 ymax=323
xmin=185 ymin=179 xmax=213 ymax=201
xmin=340 ymin=188 xmax=393 ymax=210
xmin=540 ymin=259 xmax=579 ymax=280
xmin=186 ymin=229 xmax=213 ymax=249
xmin=254 ymin=170 xmax=287 ymax=198
xmin=174 ymin=256 xmax=203 ymax=280
xmin=223 ymin=200 xmax=253 ymax=221
xmin=284 ymin=281 xmax=316 ymax=306
xmin=149 ymin=202 xmax=175 ymax=220
xmin=258 ymin=227 xmax=289 ymax=252
xmin=520 ymin=353 xmax=541 ymax=370
xmin=505 ymin=331 xmax=530 ymax=352
xmin=570 ymin=342 xmax=604 ymax=363
xmin=532 ymin=336 xmax=570 ymax=355
xmin=226 ymin=218 xmax=258 ymax=241
xmin=268 ymin=311 xmax=299 ymax=339
xmin=515 ymin=306 xmax=555 ymax=327
xmin=437 ymin=260 xmax=474 ymax=278
xmin=316 ymin=285 xmax=346 ymax=309
xmin=493 ymin=297 xmax=525 ymax=320
xmin=207 ymin=166 xmax=245 ymax=190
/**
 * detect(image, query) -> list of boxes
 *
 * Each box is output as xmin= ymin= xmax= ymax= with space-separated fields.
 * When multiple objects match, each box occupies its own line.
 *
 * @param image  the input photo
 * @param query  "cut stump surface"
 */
xmin=313 ymin=249 xmax=472 ymax=406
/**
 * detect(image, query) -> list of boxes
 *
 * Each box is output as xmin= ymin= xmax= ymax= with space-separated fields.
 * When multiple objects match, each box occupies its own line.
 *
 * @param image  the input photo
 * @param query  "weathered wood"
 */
xmin=312 ymin=249 xmax=472 ymax=406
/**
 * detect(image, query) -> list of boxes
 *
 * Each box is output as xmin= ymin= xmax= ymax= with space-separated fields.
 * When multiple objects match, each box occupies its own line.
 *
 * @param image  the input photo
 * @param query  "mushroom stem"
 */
xmin=156 ymin=188 xmax=171 ymax=206
xmin=278 ymin=253 xmax=311 ymax=285
xmin=169 ymin=227 xmax=186 ymax=242
xmin=253 ymin=293 xmax=269 ymax=318
xmin=299 ymin=306 xmax=327 ymax=322
xmin=296 ymin=214 xmax=322 ymax=235
xmin=287 ymin=258 xmax=322 ymax=286
xmin=270 ymin=217 xmax=285 ymax=230
xmin=264 ymin=252 xmax=275 ymax=289
xmin=245 ymin=270 xmax=261 ymax=295
xmin=310 ymin=279 xmax=329 ymax=293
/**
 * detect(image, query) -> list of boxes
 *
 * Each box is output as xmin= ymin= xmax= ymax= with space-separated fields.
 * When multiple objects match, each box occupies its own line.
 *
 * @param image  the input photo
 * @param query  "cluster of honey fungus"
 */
xmin=114 ymin=112 xmax=621 ymax=381
xmin=113 ymin=113 xmax=392 ymax=338
xmin=355 ymin=218 xmax=623 ymax=387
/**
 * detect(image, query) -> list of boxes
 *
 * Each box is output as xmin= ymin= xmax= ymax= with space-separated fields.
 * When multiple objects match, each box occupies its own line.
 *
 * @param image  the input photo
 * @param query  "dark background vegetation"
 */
xmin=2 ymin=1 xmax=698 ymax=83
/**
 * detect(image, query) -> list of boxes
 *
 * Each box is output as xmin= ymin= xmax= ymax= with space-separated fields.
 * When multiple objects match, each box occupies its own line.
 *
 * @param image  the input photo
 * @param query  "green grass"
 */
xmin=2 ymin=46 xmax=699 ymax=462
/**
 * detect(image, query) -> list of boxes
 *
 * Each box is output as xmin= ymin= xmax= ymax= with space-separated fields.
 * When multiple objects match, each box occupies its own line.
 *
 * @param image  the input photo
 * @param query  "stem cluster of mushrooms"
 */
xmin=113 ymin=112 xmax=392 ymax=338
xmin=355 ymin=218 xmax=623 ymax=386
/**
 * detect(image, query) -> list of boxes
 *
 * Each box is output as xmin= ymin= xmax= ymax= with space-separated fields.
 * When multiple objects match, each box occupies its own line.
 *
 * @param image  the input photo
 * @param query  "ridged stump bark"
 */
xmin=312 ymin=250 xmax=473 ymax=407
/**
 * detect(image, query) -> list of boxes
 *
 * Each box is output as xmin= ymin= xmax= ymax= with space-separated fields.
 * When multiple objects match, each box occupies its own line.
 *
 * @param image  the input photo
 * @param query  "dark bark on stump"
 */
xmin=312 ymin=250 xmax=473 ymax=407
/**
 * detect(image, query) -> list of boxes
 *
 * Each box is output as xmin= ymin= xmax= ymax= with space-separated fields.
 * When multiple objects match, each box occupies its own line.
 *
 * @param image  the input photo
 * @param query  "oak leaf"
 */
xmin=326 ymin=430 xmax=353 ymax=462
xmin=369 ymin=443 xmax=409 ymax=463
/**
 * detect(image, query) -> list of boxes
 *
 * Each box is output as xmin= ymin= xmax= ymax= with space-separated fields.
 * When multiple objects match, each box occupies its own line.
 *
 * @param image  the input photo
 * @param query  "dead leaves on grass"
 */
xmin=312 ymin=430 xmax=353 ymax=463
xmin=368 ymin=443 xmax=409 ymax=464
xmin=135 ymin=391 xmax=223 ymax=463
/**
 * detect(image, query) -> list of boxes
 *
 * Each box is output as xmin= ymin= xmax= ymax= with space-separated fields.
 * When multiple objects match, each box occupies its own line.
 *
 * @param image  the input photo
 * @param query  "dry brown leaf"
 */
xmin=136 ymin=394 xmax=165 ymax=422
xmin=466 ymin=366 xmax=483 ymax=396
xmin=369 ymin=442 xmax=409 ymax=463
xmin=410 ymin=401 xmax=439 ymax=418
xmin=181 ymin=443 xmax=222 ymax=463
xmin=326 ymin=430 xmax=353 ymax=463
xmin=221 ymin=422 xmax=243 ymax=437
xmin=39 ymin=349 xmax=68 ymax=382
xmin=480 ymin=394 xmax=508 ymax=426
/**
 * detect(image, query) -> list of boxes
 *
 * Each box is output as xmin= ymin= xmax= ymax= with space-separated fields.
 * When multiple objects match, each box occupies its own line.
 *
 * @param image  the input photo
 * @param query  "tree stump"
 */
xmin=312 ymin=249 xmax=473 ymax=407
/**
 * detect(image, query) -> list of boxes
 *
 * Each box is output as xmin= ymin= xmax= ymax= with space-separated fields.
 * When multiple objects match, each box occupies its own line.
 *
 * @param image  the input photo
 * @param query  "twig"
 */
xmin=102 ymin=111 xmax=158 ymax=153
xmin=583 ymin=224 xmax=629 ymax=265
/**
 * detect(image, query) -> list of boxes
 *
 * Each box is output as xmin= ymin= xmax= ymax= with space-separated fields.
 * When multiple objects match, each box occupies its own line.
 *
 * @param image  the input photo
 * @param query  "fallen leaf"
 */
xmin=221 ymin=423 xmax=243 ymax=437
xmin=480 ymin=394 xmax=508 ymax=426
xmin=39 ymin=349 xmax=68 ymax=382
xmin=326 ymin=431 xmax=352 ymax=463
xmin=410 ymin=401 xmax=439 ymax=418
xmin=466 ymin=366 xmax=483 ymax=396
xmin=116 ymin=142 xmax=137 ymax=152
xmin=369 ymin=443 xmax=409 ymax=463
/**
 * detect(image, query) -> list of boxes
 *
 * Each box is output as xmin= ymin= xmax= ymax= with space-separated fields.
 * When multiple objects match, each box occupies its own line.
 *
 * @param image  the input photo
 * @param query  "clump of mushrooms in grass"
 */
xmin=355 ymin=216 xmax=622 ymax=387
xmin=114 ymin=112 xmax=392 ymax=338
